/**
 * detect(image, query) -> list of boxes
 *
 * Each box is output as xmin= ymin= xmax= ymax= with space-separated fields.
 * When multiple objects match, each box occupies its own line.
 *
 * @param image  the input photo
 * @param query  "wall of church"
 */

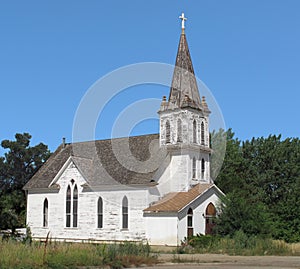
xmin=145 ymin=215 xmax=178 ymax=246
xmin=26 ymin=162 xmax=149 ymax=242
xmin=144 ymin=191 xmax=221 ymax=246
xmin=156 ymin=149 xmax=211 ymax=194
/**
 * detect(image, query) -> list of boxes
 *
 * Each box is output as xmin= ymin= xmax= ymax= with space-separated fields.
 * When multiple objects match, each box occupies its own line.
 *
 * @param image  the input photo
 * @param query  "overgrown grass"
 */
xmin=177 ymin=231 xmax=300 ymax=256
xmin=0 ymin=239 xmax=157 ymax=269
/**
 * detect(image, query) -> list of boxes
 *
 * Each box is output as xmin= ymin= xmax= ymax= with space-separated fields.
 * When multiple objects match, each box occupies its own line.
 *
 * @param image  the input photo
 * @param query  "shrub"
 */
xmin=178 ymin=233 xmax=291 ymax=256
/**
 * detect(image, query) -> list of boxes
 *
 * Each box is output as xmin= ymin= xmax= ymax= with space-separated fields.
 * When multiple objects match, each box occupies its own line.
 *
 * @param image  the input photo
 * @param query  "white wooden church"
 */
xmin=24 ymin=14 xmax=224 ymax=246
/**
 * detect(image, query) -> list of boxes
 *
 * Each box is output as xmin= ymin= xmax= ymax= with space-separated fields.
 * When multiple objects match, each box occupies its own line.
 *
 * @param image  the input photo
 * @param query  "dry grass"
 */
xmin=0 ymin=240 xmax=158 ymax=269
xmin=287 ymin=242 xmax=300 ymax=255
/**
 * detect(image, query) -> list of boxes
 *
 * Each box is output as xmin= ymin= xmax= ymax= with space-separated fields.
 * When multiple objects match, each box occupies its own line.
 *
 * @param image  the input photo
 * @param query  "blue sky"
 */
xmin=1 ymin=1 xmax=300 ymax=152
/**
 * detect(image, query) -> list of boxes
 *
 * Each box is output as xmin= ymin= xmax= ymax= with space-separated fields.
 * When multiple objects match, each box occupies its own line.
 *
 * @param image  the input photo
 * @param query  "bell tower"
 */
xmin=158 ymin=13 xmax=212 ymax=191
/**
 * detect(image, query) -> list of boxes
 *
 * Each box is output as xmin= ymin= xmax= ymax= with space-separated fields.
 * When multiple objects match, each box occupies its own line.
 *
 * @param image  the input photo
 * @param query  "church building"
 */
xmin=24 ymin=14 xmax=224 ymax=246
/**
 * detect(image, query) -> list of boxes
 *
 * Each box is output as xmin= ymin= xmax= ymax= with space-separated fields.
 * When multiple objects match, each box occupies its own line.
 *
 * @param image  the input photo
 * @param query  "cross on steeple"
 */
xmin=179 ymin=13 xmax=187 ymax=30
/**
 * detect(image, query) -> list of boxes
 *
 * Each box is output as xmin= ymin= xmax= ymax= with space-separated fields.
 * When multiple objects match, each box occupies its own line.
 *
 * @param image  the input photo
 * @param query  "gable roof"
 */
xmin=143 ymin=183 xmax=215 ymax=213
xmin=24 ymin=134 xmax=161 ymax=190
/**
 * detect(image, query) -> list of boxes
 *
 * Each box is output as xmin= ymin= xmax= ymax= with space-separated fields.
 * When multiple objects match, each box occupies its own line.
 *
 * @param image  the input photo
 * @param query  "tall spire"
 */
xmin=166 ymin=13 xmax=202 ymax=111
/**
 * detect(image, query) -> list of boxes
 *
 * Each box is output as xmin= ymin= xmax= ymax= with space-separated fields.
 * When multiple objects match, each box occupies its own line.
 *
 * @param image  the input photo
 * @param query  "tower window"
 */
xmin=201 ymin=121 xmax=205 ymax=145
xmin=43 ymin=198 xmax=48 ymax=227
xmin=166 ymin=121 xmax=171 ymax=144
xmin=97 ymin=197 xmax=103 ymax=228
xmin=192 ymin=157 xmax=197 ymax=179
xmin=193 ymin=120 xmax=197 ymax=143
xmin=201 ymin=158 xmax=205 ymax=179
xmin=122 ymin=196 xmax=128 ymax=229
xmin=177 ymin=119 xmax=182 ymax=142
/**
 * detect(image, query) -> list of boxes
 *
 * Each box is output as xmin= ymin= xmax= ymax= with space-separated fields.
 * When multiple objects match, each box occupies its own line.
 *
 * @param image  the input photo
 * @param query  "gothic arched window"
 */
xmin=193 ymin=120 xmax=197 ymax=143
xmin=201 ymin=121 xmax=205 ymax=145
xmin=166 ymin=120 xmax=171 ymax=144
xmin=205 ymin=203 xmax=216 ymax=235
xmin=66 ymin=182 xmax=79 ymax=228
xmin=43 ymin=198 xmax=48 ymax=227
xmin=97 ymin=197 xmax=103 ymax=228
xmin=177 ymin=119 xmax=182 ymax=142
xmin=187 ymin=208 xmax=193 ymax=237
xmin=73 ymin=185 xmax=78 ymax=228
xmin=192 ymin=157 xmax=197 ymax=179
xmin=122 ymin=196 xmax=128 ymax=229
xmin=66 ymin=186 xmax=71 ymax=227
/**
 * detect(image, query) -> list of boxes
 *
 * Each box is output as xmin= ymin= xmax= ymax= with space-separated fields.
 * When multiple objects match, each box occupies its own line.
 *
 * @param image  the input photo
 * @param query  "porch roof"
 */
xmin=143 ymin=183 xmax=213 ymax=213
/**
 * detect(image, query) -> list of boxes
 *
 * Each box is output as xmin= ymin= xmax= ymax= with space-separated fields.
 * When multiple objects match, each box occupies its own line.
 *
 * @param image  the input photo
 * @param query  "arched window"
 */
xmin=201 ymin=158 xmax=205 ymax=179
xmin=73 ymin=185 xmax=78 ymax=228
xmin=66 ymin=182 xmax=79 ymax=228
xmin=205 ymin=203 xmax=216 ymax=235
xmin=122 ymin=196 xmax=128 ymax=229
xmin=166 ymin=120 xmax=171 ymax=144
xmin=192 ymin=157 xmax=196 ymax=179
xmin=177 ymin=119 xmax=182 ymax=142
xmin=187 ymin=208 xmax=193 ymax=237
xmin=193 ymin=120 xmax=197 ymax=143
xmin=66 ymin=186 xmax=71 ymax=227
xmin=43 ymin=198 xmax=48 ymax=227
xmin=201 ymin=121 xmax=205 ymax=145
xmin=97 ymin=197 xmax=103 ymax=228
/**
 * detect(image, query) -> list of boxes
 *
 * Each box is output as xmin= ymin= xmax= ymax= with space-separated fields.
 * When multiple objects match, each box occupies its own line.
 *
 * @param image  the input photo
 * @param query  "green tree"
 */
xmin=215 ymin=131 xmax=300 ymax=242
xmin=0 ymin=133 xmax=50 ymax=232
xmin=210 ymin=128 xmax=227 ymax=181
xmin=216 ymin=191 xmax=272 ymax=237
xmin=214 ymin=129 xmax=245 ymax=193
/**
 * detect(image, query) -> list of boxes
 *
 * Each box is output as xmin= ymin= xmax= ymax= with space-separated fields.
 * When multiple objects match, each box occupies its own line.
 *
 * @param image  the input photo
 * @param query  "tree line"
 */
xmin=0 ymin=131 xmax=299 ymax=242
xmin=214 ymin=129 xmax=300 ymax=243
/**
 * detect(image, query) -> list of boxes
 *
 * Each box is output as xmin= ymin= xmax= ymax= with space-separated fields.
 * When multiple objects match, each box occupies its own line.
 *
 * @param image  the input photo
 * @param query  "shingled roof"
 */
xmin=143 ymin=183 xmax=213 ymax=213
xmin=161 ymin=30 xmax=203 ymax=111
xmin=24 ymin=134 xmax=162 ymax=190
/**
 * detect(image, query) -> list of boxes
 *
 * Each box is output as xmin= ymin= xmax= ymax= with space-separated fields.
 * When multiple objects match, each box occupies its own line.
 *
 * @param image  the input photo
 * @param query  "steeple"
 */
xmin=161 ymin=13 xmax=202 ymax=111
xmin=158 ymin=13 xmax=212 ymax=189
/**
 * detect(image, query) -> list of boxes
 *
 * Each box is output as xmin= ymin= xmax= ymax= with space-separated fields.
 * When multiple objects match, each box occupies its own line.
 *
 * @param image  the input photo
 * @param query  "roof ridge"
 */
xmin=69 ymin=133 xmax=159 ymax=146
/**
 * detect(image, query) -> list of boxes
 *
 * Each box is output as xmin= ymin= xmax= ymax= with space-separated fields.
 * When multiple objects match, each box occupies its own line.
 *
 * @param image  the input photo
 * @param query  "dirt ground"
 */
xmin=147 ymin=254 xmax=300 ymax=269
